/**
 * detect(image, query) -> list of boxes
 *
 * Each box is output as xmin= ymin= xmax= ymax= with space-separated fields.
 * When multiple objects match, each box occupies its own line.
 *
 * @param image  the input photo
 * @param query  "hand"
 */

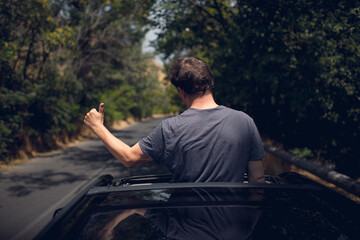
xmin=84 ymin=103 xmax=105 ymax=132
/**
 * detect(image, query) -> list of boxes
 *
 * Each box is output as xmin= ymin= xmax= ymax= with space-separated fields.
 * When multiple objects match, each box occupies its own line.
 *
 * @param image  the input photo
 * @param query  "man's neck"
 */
xmin=188 ymin=93 xmax=219 ymax=110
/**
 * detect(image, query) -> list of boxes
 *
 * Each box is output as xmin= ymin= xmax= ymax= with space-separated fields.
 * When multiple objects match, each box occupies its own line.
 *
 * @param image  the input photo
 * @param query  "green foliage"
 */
xmin=0 ymin=0 xmax=169 ymax=162
xmin=0 ymin=120 xmax=13 ymax=163
xmin=164 ymin=84 xmax=185 ymax=114
xmin=290 ymin=148 xmax=314 ymax=160
xmin=100 ymin=84 xmax=138 ymax=123
xmin=152 ymin=0 xmax=360 ymax=177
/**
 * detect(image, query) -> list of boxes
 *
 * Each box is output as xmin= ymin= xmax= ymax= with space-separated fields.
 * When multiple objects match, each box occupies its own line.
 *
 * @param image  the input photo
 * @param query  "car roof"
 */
xmin=34 ymin=172 xmax=360 ymax=240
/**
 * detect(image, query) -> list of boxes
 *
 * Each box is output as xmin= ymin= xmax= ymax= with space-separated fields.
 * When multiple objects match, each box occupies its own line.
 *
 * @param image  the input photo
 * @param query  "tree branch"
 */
xmin=186 ymin=0 xmax=229 ymax=32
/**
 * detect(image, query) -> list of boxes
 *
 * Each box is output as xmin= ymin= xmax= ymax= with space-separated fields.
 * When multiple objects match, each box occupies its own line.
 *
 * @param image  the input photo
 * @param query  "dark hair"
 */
xmin=169 ymin=57 xmax=214 ymax=94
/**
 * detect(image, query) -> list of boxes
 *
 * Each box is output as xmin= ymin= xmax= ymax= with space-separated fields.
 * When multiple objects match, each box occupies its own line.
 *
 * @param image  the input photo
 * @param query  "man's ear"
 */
xmin=177 ymin=87 xmax=185 ymax=98
xmin=177 ymin=87 xmax=192 ymax=108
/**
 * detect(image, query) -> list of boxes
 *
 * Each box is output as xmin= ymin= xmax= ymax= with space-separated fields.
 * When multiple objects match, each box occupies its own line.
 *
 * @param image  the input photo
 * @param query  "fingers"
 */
xmin=86 ymin=108 xmax=97 ymax=117
xmin=83 ymin=108 xmax=97 ymax=124
xmin=83 ymin=105 xmax=104 ymax=128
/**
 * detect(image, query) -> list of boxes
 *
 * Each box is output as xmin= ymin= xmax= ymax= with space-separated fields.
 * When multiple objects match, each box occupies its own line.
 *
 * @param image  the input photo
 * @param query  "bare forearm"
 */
xmin=84 ymin=103 xmax=150 ymax=167
xmin=92 ymin=125 xmax=135 ymax=167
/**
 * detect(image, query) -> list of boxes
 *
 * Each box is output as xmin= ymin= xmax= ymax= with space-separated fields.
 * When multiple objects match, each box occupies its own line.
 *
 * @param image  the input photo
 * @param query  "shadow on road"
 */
xmin=5 ymin=170 xmax=88 ymax=197
xmin=0 ymin=117 xmax=171 ymax=240
xmin=0 ymin=117 xmax=171 ymax=197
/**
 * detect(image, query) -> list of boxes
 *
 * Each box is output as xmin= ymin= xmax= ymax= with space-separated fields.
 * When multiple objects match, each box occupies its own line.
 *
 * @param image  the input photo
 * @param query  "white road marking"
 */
xmin=11 ymin=167 xmax=106 ymax=240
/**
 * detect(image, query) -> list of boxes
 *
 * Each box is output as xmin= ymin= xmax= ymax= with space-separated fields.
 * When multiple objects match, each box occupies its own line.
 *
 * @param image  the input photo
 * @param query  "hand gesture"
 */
xmin=84 ymin=103 xmax=105 ymax=132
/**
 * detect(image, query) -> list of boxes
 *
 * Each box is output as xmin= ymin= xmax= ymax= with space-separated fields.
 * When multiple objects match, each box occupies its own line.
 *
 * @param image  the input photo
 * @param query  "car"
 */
xmin=34 ymin=172 xmax=360 ymax=240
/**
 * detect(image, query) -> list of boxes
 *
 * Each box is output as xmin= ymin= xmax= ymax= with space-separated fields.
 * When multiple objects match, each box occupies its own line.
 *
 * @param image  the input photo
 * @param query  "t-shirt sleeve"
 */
xmin=249 ymin=119 xmax=266 ymax=161
xmin=139 ymin=122 xmax=166 ymax=163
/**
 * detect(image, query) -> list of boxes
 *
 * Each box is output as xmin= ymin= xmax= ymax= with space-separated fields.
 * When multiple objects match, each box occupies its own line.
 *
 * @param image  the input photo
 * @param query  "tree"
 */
xmin=151 ymin=0 xmax=360 ymax=177
xmin=0 ymin=0 xmax=168 ymax=162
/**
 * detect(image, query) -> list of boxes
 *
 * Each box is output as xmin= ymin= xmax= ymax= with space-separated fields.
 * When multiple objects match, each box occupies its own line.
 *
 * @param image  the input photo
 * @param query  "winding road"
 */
xmin=0 ymin=117 xmax=170 ymax=240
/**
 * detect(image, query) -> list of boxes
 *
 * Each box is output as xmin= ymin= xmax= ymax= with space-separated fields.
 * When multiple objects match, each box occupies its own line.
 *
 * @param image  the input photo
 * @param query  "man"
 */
xmin=84 ymin=57 xmax=265 ymax=183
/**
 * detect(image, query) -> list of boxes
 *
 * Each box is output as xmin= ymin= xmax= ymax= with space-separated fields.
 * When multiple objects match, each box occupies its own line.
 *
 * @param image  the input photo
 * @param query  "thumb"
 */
xmin=99 ymin=103 xmax=104 ymax=114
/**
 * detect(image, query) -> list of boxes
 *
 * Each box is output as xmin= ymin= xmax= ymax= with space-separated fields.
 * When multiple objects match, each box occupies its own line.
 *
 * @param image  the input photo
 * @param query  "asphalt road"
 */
xmin=0 ymin=117 xmax=170 ymax=240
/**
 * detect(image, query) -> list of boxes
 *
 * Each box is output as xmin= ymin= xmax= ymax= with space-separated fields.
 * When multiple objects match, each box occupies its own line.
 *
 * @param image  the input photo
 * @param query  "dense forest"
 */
xmin=151 ymin=0 xmax=360 ymax=178
xmin=0 ymin=0 xmax=173 ymax=163
xmin=1 ymin=0 xmax=359 ymax=178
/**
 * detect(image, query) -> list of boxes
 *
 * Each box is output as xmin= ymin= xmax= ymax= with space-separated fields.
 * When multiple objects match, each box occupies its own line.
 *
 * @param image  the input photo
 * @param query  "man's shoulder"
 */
xmin=158 ymin=107 xmax=253 ymax=127
xmin=220 ymin=106 xmax=253 ymax=120
xmin=157 ymin=115 xmax=180 ymax=128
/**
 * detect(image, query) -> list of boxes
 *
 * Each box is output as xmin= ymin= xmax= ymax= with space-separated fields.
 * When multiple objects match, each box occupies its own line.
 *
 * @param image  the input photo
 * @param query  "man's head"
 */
xmin=169 ymin=57 xmax=214 ymax=95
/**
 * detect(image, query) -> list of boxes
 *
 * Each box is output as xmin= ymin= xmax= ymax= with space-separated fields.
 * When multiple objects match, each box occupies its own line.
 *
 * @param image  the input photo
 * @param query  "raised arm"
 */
xmin=84 ymin=103 xmax=151 ymax=167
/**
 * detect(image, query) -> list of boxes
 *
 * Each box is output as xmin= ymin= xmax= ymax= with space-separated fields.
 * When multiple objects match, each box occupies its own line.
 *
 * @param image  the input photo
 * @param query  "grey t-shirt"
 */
xmin=139 ymin=106 xmax=265 ymax=182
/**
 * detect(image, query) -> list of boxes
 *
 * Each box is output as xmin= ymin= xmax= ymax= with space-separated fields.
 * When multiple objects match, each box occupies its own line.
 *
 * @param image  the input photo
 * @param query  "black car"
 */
xmin=34 ymin=172 xmax=360 ymax=240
